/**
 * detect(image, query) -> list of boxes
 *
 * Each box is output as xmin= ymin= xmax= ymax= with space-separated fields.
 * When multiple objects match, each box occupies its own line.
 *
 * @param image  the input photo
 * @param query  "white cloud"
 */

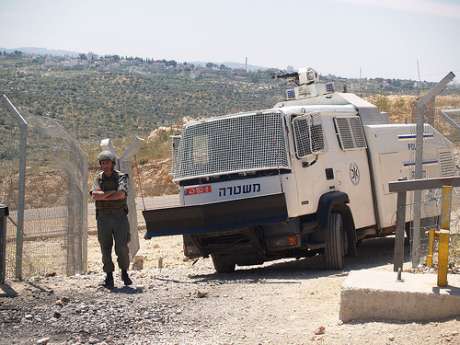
xmin=337 ymin=0 xmax=460 ymax=19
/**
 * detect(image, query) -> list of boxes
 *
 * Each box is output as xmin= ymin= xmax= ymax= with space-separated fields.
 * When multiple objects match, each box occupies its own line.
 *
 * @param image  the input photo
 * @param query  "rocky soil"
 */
xmin=1 ymin=235 xmax=459 ymax=345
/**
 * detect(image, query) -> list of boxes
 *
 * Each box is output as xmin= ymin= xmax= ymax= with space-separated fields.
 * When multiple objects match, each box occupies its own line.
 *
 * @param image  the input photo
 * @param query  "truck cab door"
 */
xmin=289 ymin=113 xmax=328 ymax=214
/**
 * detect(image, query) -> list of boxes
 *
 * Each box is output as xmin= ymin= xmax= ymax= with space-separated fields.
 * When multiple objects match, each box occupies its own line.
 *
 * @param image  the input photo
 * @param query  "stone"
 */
xmin=314 ymin=326 xmax=325 ymax=335
xmin=132 ymin=256 xmax=145 ymax=271
xmin=36 ymin=337 xmax=50 ymax=345
xmin=88 ymin=336 xmax=100 ymax=344
xmin=196 ymin=290 xmax=208 ymax=298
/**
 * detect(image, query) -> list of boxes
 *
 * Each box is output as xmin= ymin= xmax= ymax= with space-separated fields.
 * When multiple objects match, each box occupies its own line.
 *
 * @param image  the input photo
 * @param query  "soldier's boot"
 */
xmin=121 ymin=270 xmax=132 ymax=286
xmin=103 ymin=272 xmax=114 ymax=289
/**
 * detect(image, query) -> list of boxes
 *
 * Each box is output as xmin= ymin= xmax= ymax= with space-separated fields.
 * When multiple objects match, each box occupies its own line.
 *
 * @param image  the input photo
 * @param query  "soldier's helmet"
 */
xmin=97 ymin=150 xmax=117 ymax=163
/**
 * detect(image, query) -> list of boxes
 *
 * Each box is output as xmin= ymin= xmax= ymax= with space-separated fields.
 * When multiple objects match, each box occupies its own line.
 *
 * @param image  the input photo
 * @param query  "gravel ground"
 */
xmin=1 ymin=235 xmax=459 ymax=345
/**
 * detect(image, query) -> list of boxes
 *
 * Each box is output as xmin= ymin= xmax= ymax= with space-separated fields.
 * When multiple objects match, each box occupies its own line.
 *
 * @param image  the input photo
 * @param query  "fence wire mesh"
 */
xmin=437 ymin=106 xmax=460 ymax=268
xmin=402 ymin=104 xmax=460 ymax=270
xmin=0 ymin=105 xmax=20 ymax=279
xmin=0 ymin=98 xmax=87 ymax=279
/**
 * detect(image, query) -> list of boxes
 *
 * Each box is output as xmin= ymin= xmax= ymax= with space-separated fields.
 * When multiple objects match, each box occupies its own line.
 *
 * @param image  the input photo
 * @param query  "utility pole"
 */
xmin=417 ymin=59 xmax=421 ymax=87
xmin=359 ymin=67 xmax=362 ymax=97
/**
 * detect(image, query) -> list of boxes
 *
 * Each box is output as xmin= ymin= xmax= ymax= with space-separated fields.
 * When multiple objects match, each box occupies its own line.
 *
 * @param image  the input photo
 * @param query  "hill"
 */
xmin=0 ymin=47 xmax=80 ymax=57
xmin=0 ymin=52 xmax=458 ymax=144
xmin=0 ymin=54 xmax=287 ymax=141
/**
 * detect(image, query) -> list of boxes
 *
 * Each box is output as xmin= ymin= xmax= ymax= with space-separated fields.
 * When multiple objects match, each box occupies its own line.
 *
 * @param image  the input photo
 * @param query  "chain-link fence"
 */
xmin=389 ymin=100 xmax=460 ymax=271
xmin=402 ymin=103 xmax=460 ymax=270
xmin=438 ymin=107 xmax=460 ymax=267
xmin=0 ymin=96 xmax=87 ymax=280
xmin=0 ymin=100 xmax=21 ymax=279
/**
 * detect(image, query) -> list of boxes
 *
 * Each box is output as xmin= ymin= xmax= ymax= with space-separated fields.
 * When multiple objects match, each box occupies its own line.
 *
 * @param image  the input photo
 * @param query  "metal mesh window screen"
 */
xmin=350 ymin=118 xmax=367 ymax=148
xmin=334 ymin=116 xmax=367 ymax=150
xmin=173 ymin=112 xmax=289 ymax=180
xmin=292 ymin=113 xmax=325 ymax=158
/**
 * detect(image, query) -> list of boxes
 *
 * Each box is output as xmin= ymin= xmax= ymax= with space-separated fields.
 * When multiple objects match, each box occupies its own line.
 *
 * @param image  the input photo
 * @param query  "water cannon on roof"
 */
xmin=274 ymin=67 xmax=334 ymax=100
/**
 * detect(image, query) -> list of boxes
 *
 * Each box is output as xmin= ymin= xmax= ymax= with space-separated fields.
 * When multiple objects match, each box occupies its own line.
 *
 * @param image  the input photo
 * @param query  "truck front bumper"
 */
xmin=143 ymin=193 xmax=288 ymax=238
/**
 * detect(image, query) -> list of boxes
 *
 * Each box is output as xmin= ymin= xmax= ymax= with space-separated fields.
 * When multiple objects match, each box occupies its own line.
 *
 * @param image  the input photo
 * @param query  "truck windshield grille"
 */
xmin=173 ymin=111 xmax=289 ymax=181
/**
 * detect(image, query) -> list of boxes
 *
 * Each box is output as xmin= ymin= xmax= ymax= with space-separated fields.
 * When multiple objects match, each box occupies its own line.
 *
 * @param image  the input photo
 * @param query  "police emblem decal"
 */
xmin=349 ymin=162 xmax=360 ymax=185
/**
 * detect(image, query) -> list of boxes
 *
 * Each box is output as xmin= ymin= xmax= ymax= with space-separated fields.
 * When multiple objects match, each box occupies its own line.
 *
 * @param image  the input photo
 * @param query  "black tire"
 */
xmin=324 ymin=211 xmax=345 ymax=270
xmin=211 ymin=254 xmax=236 ymax=273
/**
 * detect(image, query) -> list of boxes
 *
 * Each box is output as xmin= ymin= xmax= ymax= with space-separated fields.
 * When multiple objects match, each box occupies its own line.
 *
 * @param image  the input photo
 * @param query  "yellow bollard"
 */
xmin=426 ymin=228 xmax=436 ymax=267
xmin=436 ymin=186 xmax=451 ymax=287
xmin=440 ymin=186 xmax=452 ymax=230
xmin=437 ymin=230 xmax=449 ymax=287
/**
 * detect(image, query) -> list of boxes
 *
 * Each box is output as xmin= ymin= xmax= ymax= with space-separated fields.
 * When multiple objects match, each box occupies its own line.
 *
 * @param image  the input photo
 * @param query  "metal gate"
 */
xmin=0 ymin=95 xmax=87 ymax=280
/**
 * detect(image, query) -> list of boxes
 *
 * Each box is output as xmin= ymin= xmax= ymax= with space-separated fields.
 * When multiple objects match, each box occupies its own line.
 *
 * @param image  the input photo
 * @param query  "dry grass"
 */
xmin=365 ymin=94 xmax=460 ymax=125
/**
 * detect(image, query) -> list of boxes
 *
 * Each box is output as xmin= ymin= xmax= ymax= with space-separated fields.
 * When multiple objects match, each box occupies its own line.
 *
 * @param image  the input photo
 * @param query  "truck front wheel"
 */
xmin=211 ymin=254 xmax=236 ymax=273
xmin=324 ymin=211 xmax=345 ymax=270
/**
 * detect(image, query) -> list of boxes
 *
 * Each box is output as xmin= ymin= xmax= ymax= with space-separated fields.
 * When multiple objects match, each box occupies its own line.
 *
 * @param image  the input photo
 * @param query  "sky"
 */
xmin=1 ymin=0 xmax=459 ymax=81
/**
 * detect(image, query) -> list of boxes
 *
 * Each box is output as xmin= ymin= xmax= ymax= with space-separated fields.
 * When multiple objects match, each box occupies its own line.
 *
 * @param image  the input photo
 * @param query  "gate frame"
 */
xmin=1 ymin=95 xmax=27 ymax=280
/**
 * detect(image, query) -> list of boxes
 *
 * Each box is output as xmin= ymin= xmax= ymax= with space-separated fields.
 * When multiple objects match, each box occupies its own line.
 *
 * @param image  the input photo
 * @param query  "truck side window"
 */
xmin=292 ymin=113 xmax=325 ymax=158
xmin=333 ymin=116 xmax=367 ymax=150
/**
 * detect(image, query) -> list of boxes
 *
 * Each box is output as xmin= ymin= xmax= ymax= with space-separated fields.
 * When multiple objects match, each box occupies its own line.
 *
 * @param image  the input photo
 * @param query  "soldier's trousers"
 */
xmin=96 ymin=209 xmax=130 ymax=273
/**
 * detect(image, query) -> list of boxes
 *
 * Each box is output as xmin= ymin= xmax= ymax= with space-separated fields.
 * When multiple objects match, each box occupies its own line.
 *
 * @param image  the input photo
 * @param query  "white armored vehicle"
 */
xmin=143 ymin=67 xmax=455 ymax=272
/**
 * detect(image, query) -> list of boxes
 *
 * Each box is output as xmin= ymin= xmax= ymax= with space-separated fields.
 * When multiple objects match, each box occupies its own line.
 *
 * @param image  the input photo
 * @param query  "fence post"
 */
xmin=0 ymin=204 xmax=8 ymax=284
xmin=393 ymin=191 xmax=407 ymax=272
xmin=1 ymin=95 xmax=28 ymax=281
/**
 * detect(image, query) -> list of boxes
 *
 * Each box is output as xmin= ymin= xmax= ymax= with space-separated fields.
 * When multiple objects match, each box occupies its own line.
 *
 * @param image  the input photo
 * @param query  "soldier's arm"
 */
xmin=99 ymin=173 xmax=128 ymax=200
xmin=100 ymin=191 xmax=126 ymax=200
xmin=90 ymin=174 xmax=105 ymax=200
xmin=92 ymin=190 xmax=115 ymax=200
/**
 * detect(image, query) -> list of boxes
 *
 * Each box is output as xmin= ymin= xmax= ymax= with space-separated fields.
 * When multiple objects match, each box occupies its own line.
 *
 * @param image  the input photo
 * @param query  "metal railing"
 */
xmin=389 ymin=176 xmax=460 ymax=287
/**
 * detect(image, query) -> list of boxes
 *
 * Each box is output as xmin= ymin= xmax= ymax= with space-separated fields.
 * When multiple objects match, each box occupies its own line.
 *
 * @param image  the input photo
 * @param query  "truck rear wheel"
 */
xmin=324 ymin=211 xmax=345 ymax=270
xmin=211 ymin=254 xmax=236 ymax=273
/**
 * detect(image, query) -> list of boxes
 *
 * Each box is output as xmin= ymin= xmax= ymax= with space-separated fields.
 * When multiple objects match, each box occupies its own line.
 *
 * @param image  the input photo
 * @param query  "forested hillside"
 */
xmin=2 ymin=52 xmax=452 ymax=143
xmin=0 ymin=54 xmax=286 ymax=141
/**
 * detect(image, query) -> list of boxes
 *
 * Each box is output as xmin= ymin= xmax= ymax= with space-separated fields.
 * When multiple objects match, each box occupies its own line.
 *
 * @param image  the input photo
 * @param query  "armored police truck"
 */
xmin=143 ymin=67 xmax=455 ymax=273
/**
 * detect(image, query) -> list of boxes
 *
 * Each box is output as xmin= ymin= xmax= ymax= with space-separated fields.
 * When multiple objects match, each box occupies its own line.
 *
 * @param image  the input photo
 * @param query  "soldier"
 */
xmin=91 ymin=150 xmax=133 ymax=288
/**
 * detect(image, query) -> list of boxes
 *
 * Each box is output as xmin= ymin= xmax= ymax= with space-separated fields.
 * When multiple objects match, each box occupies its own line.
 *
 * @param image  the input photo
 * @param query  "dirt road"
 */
xmin=1 ymin=234 xmax=459 ymax=345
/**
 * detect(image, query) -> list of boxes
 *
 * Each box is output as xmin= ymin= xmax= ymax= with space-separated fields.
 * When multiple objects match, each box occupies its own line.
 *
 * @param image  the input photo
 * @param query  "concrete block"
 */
xmin=340 ymin=270 xmax=460 ymax=322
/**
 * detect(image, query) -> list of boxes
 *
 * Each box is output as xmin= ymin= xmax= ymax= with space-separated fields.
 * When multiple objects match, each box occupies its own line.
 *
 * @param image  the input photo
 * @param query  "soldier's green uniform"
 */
xmin=92 ymin=169 xmax=131 ymax=274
